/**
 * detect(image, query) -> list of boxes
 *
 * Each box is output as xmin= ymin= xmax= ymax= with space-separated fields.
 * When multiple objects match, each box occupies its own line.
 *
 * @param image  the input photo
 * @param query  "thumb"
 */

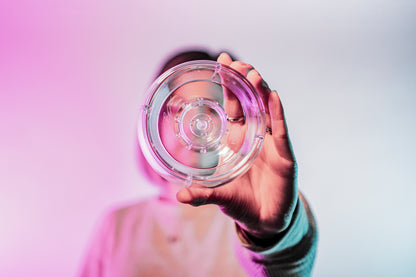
xmin=176 ymin=186 xmax=230 ymax=207
xmin=176 ymin=186 xmax=213 ymax=206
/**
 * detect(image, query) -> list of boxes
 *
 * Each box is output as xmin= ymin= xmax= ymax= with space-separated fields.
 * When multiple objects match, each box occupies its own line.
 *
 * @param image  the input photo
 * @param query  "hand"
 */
xmin=176 ymin=53 xmax=298 ymax=240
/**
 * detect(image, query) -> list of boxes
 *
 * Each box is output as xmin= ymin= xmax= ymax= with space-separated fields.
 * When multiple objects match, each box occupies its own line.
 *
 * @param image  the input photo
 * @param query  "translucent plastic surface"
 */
xmin=138 ymin=60 xmax=266 ymax=187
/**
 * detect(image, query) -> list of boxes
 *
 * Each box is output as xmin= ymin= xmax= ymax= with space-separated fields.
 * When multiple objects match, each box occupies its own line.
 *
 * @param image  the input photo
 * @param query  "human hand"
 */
xmin=176 ymin=53 xmax=298 ymax=240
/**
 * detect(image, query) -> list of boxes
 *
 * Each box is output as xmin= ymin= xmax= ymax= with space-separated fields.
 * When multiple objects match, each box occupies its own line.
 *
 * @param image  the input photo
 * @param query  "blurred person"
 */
xmin=80 ymin=49 xmax=318 ymax=277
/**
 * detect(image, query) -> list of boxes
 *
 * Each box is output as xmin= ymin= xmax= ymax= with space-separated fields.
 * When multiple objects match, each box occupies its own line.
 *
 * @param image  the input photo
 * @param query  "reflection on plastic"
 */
xmin=138 ymin=60 xmax=266 ymax=187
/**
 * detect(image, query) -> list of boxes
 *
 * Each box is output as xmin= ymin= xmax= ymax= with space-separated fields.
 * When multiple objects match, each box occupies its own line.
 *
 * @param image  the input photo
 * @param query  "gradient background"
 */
xmin=1 ymin=0 xmax=415 ymax=276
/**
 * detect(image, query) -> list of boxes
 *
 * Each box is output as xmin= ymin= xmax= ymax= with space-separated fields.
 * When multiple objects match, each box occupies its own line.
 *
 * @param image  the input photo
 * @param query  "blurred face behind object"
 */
xmin=138 ymin=50 xmax=219 ymax=187
xmin=139 ymin=49 xmax=245 ymax=187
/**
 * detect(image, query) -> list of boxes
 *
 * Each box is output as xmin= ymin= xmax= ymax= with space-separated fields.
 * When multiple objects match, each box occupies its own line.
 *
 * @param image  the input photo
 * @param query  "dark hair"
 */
xmin=156 ymin=49 xmax=238 ymax=77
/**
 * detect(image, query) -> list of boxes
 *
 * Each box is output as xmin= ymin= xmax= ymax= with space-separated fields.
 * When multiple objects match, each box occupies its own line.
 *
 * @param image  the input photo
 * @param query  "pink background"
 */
xmin=1 ymin=0 xmax=415 ymax=276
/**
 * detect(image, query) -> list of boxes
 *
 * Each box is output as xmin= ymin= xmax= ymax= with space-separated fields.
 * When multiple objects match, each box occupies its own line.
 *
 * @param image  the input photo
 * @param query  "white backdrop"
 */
xmin=1 ymin=0 xmax=415 ymax=276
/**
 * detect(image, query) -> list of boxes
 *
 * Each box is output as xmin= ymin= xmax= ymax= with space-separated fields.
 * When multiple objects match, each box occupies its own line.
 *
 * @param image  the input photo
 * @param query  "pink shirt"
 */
xmin=80 ymin=195 xmax=317 ymax=276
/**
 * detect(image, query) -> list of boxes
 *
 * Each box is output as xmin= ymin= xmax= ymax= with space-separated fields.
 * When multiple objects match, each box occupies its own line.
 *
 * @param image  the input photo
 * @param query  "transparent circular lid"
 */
xmin=138 ymin=60 xmax=266 ymax=187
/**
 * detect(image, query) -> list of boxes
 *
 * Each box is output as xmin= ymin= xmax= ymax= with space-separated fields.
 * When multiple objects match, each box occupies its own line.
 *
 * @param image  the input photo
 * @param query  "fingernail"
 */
xmin=246 ymin=66 xmax=255 ymax=75
xmin=191 ymin=197 xmax=207 ymax=207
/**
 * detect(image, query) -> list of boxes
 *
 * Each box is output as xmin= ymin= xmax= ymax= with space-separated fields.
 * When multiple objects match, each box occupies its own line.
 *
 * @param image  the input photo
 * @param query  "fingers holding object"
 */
xmin=217 ymin=54 xmax=272 ymax=135
xmin=218 ymin=53 xmax=254 ymax=77
xmin=229 ymin=61 xmax=255 ymax=77
xmin=268 ymin=91 xmax=294 ymax=161
xmin=217 ymin=55 xmax=246 ymax=119
xmin=217 ymin=52 xmax=233 ymax=66
xmin=246 ymin=69 xmax=272 ymax=131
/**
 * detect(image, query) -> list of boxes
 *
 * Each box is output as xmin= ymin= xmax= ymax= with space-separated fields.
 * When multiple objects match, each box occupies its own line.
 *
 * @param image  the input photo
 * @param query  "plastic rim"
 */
xmin=138 ymin=60 xmax=266 ymax=187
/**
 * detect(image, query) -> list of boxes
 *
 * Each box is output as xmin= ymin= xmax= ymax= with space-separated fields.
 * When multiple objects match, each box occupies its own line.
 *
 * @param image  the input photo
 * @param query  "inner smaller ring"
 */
xmin=191 ymin=113 xmax=213 ymax=137
xmin=176 ymin=98 xmax=228 ymax=151
xmin=196 ymin=120 xmax=207 ymax=130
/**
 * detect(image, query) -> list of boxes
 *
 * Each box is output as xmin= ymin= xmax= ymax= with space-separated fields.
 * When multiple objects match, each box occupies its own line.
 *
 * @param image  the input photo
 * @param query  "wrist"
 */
xmin=235 ymin=222 xmax=288 ymax=250
xmin=234 ymin=198 xmax=301 ymax=252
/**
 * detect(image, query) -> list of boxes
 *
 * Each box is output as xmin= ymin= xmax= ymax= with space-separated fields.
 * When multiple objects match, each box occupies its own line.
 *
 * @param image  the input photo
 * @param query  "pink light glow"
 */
xmin=1 ymin=0 xmax=415 ymax=276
